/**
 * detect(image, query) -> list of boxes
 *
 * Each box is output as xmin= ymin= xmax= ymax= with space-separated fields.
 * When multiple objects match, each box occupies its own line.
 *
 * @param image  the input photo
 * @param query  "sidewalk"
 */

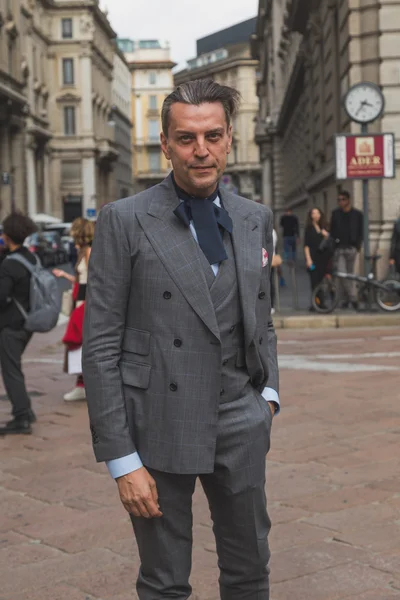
xmin=275 ymin=261 xmax=400 ymax=329
xmin=1 ymin=324 xmax=400 ymax=599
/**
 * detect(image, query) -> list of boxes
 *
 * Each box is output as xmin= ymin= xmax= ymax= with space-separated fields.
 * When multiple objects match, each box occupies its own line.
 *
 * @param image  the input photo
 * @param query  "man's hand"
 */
xmin=389 ymin=259 xmax=395 ymax=266
xmin=267 ymin=401 xmax=276 ymax=417
xmin=116 ymin=467 xmax=162 ymax=519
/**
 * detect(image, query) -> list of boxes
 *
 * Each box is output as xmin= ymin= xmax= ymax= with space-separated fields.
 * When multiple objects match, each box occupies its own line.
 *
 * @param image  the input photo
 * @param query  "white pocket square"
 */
xmin=262 ymin=248 xmax=269 ymax=267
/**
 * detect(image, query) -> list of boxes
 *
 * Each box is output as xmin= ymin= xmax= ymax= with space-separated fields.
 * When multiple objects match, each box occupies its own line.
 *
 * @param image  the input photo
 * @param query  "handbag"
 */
xmin=61 ymin=289 xmax=73 ymax=317
xmin=272 ymin=253 xmax=283 ymax=268
xmin=62 ymin=302 xmax=85 ymax=347
xmin=319 ymin=235 xmax=336 ymax=254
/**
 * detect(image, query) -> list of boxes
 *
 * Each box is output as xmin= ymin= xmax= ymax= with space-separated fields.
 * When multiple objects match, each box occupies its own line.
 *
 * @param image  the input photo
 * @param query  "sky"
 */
xmin=100 ymin=0 xmax=259 ymax=70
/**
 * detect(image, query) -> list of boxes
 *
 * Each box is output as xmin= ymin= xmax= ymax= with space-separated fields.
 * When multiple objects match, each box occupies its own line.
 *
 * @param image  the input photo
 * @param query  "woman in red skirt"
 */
xmin=53 ymin=218 xmax=94 ymax=402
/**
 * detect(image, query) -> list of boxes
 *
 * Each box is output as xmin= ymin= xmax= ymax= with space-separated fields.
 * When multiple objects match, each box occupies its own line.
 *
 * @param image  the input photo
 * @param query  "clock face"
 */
xmin=344 ymin=83 xmax=384 ymax=124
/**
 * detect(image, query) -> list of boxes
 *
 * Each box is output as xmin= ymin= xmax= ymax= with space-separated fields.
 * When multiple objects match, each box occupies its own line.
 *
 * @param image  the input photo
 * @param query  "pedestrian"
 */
xmin=0 ymin=212 xmax=38 ymax=435
xmin=304 ymin=207 xmax=331 ymax=311
xmin=83 ymin=78 xmax=279 ymax=600
xmin=280 ymin=208 xmax=299 ymax=262
xmin=53 ymin=217 xmax=94 ymax=402
xmin=389 ymin=216 xmax=400 ymax=275
xmin=330 ymin=190 xmax=363 ymax=309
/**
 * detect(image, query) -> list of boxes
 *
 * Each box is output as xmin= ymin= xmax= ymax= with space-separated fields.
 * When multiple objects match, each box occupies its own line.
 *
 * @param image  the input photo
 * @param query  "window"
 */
xmin=149 ymin=71 xmax=156 ymax=85
xmin=117 ymin=39 xmax=134 ymax=53
xmin=62 ymin=18 xmax=73 ymax=39
xmin=61 ymin=161 xmax=81 ymax=183
xmin=149 ymin=95 xmax=157 ymax=110
xmin=148 ymin=119 xmax=159 ymax=141
xmin=139 ymin=40 xmax=161 ymax=49
xmin=62 ymin=58 xmax=74 ymax=85
xmin=64 ymin=106 xmax=76 ymax=135
xmin=148 ymin=150 xmax=161 ymax=172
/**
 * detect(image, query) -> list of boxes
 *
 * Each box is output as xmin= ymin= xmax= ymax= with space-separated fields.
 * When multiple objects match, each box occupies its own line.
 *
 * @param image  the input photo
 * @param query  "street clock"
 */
xmin=344 ymin=82 xmax=384 ymax=124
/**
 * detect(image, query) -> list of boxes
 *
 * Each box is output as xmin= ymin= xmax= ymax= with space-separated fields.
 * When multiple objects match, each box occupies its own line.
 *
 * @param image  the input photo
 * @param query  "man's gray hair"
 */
xmin=161 ymin=78 xmax=241 ymax=136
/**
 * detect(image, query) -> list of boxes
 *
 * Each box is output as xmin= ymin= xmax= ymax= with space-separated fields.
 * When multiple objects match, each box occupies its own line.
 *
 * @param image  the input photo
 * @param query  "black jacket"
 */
xmin=0 ymin=247 xmax=36 ymax=332
xmin=390 ymin=218 xmax=400 ymax=265
xmin=330 ymin=207 xmax=364 ymax=251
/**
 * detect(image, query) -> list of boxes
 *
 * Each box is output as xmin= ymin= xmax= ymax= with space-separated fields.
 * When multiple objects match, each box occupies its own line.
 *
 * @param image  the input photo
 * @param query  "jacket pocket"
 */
xmin=120 ymin=360 xmax=151 ymax=389
xmin=122 ymin=327 xmax=151 ymax=356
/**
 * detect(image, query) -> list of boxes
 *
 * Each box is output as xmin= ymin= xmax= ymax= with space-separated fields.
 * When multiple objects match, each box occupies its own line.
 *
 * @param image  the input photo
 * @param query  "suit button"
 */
xmin=163 ymin=291 xmax=172 ymax=299
xmin=169 ymin=383 xmax=178 ymax=392
xmin=222 ymin=359 xmax=228 ymax=366
xmin=220 ymin=388 xmax=225 ymax=396
xmin=259 ymin=336 xmax=263 ymax=345
xmin=229 ymin=325 xmax=236 ymax=333
xmin=174 ymin=339 xmax=182 ymax=348
xmin=258 ymin=291 xmax=266 ymax=299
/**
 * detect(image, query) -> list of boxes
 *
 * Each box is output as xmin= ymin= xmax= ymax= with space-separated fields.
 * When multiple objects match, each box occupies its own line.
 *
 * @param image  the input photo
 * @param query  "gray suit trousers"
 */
xmin=131 ymin=388 xmax=272 ymax=600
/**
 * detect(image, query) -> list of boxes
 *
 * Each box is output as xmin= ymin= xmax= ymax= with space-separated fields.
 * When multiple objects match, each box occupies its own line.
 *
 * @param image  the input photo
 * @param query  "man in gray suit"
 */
xmin=83 ymin=78 xmax=280 ymax=600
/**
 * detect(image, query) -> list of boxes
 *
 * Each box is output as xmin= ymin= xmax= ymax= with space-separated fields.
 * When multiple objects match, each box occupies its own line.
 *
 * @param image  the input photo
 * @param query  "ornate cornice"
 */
xmin=56 ymin=92 xmax=81 ymax=104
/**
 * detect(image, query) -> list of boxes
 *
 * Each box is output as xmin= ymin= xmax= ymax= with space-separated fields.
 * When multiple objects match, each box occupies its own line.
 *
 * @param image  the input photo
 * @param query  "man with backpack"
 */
xmin=0 ymin=212 xmax=60 ymax=435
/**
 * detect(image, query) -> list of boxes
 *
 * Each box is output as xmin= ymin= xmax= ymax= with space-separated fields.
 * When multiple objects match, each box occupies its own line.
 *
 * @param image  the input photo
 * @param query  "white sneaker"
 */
xmin=64 ymin=387 xmax=86 ymax=402
xmin=271 ymin=308 xmax=276 ymax=315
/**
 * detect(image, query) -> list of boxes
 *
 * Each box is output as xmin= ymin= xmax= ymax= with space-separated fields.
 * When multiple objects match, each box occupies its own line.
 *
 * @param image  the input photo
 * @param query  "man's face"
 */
xmin=338 ymin=195 xmax=351 ymax=210
xmin=161 ymin=101 xmax=232 ymax=198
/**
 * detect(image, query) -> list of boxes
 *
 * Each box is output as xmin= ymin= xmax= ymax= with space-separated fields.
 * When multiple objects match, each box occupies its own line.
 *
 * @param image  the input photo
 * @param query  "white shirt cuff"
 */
xmin=106 ymin=452 xmax=143 ymax=479
xmin=262 ymin=387 xmax=280 ymax=415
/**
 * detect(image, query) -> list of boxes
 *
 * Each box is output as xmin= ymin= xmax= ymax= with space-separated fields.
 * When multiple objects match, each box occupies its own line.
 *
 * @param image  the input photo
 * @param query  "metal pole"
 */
xmin=290 ymin=262 xmax=299 ymax=310
xmin=273 ymin=267 xmax=280 ymax=313
xmin=361 ymin=123 xmax=371 ymax=310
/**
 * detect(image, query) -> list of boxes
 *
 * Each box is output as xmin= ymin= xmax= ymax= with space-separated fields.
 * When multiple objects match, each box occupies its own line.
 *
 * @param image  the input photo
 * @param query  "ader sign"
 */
xmin=336 ymin=133 xmax=395 ymax=180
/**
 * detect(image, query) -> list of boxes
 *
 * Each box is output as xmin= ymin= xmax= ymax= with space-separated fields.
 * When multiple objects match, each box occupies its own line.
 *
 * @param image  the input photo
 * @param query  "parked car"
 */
xmin=41 ymin=231 xmax=68 ymax=264
xmin=45 ymin=223 xmax=74 ymax=263
xmin=24 ymin=232 xmax=58 ymax=267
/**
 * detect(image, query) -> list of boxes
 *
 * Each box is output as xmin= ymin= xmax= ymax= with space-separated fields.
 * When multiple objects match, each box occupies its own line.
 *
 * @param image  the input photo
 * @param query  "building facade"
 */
xmin=47 ymin=0 xmax=118 ymax=221
xmin=0 ymin=0 xmax=29 ymax=217
xmin=22 ymin=0 xmax=53 ymax=218
xmin=252 ymin=0 xmax=400 ymax=269
xmin=119 ymin=39 xmax=174 ymax=192
xmin=175 ymin=18 xmax=262 ymax=202
xmin=111 ymin=48 xmax=133 ymax=200
xmin=0 ymin=0 xmax=133 ymax=221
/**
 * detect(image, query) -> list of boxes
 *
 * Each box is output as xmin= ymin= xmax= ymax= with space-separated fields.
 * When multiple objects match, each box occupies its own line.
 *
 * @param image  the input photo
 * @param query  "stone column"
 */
xmin=0 ymin=125 xmax=12 ymax=216
xmin=43 ymin=149 xmax=51 ymax=215
xmin=262 ymin=159 xmax=273 ymax=207
xmin=81 ymin=53 xmax=93 ymax=134
xmin=26 ymin=137 xmax=37 ymax=216
xmin=12 ymin=127 xmax=26 ymax=212
xmin=82 ymin=154 xmax=96 ymax=216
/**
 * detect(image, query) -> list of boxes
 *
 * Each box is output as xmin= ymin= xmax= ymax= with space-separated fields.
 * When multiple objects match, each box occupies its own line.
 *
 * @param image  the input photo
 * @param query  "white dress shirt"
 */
xmin=106 ymin=197 xmax=280 ymax=478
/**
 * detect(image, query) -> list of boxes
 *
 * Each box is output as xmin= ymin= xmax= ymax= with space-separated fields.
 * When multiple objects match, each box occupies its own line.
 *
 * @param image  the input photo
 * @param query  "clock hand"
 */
xmin=355 ymin=102 xmax=365 ymax=116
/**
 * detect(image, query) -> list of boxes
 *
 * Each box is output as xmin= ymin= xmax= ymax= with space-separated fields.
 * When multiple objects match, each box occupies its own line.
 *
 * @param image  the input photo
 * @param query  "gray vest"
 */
xmin=197 ymin=233 xmax=251 ymax=403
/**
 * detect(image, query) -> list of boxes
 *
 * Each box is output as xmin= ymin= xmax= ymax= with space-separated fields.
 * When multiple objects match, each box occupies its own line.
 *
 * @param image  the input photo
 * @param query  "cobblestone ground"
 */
xmin=0 ymin=324 xmax=399 ymax=599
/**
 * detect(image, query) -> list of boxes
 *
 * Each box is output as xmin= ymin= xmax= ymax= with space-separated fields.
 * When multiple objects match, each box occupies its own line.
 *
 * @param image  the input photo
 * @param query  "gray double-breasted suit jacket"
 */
xmin=82 ymin=174 xmax=279 ymax=474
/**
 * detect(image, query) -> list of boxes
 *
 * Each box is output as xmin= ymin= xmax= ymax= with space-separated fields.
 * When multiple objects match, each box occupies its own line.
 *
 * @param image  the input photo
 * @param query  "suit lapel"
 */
xmin=220 ymin=190 xmax=262 ymax=347
xmin=136 ymin=176 xmax=220 ymax=341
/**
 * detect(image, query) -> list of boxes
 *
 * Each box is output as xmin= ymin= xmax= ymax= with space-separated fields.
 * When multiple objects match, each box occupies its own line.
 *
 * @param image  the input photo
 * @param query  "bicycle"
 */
xmin=312 ymin=254 xmax=400 ymax=313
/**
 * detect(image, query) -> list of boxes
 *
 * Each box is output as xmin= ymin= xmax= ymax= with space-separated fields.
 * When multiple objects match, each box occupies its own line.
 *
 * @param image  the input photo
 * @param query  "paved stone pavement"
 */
xmin=1 ymin=324 xmax=400 ymax=599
